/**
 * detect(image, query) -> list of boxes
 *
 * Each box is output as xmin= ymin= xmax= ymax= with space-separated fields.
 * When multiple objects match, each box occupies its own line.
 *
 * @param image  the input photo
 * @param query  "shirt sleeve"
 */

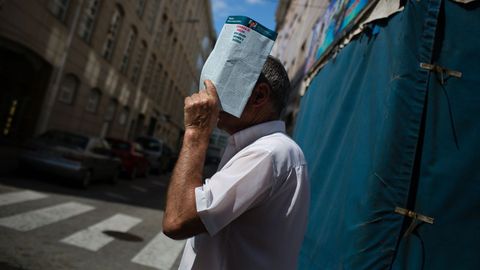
xmin=195 ymin=148 xmax=274 ymax=236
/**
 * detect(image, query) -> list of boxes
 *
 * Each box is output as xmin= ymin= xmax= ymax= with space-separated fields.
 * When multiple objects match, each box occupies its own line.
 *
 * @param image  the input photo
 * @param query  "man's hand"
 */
xmin=184 ymin=80 xmax=220 ymax=136
xmin=163 ymin=80 xmax=219 ymax=240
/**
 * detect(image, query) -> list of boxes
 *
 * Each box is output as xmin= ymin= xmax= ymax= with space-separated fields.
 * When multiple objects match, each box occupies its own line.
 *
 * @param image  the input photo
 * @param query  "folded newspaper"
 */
xmin=199 ymin=16 xmax=277 ymax=117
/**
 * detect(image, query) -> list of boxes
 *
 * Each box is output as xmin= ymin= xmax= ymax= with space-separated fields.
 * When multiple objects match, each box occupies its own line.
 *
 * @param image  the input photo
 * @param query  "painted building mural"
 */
xmin=305 ymin=0 xmax=369 ymax=72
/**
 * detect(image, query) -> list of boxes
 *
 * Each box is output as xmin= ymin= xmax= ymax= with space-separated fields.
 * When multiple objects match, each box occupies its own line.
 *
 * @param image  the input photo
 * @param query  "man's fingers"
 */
xmin=203 ymin=80 xmax=220 ymax=110
xmin=190 ymin=93 xmax=201 ymax=104
xmin=204 ymin=80 xmax=217 ymax=96
xmin=183 ymin=80 xmax=220 ymax=131
xmin=184 ymin=96 xmax=192 ymax=106
xmin=185 ymin=80 xmax=219 ymax=114
xmin=198 ymin=89 xmax=207 ymax=96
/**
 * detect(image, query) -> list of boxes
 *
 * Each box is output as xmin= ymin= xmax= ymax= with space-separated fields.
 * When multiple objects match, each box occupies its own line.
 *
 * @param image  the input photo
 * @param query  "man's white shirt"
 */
xmin=179 ymin=120 xmax=310 ymax=270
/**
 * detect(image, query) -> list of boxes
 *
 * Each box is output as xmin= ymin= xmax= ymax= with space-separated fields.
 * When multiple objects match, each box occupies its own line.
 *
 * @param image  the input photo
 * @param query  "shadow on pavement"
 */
xmin=102 ymin=230 xmax=144 ymax=242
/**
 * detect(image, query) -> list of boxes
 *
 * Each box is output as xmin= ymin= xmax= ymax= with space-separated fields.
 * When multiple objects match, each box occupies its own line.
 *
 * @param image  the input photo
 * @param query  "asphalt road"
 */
xmin=0 ymin=170 xmax=186 ymax=270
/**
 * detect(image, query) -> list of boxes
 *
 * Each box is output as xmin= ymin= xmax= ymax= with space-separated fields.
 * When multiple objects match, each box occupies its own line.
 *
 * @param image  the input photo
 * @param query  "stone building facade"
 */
xmin=272 ymin=0 xmax=329 ymax=133
xmin=0 ymin=0 xmax=216 ymax=151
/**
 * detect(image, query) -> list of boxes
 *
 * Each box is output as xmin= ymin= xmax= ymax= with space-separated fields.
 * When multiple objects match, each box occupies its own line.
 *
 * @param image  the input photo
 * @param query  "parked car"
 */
xmin=105 ymin=137 xmax=149 ymax=179
xmin=161 ymin=144 xmax=177 ymax=173
xmin=135 ymin=136 xmax=167 ymax=174
xmin=20 ymin=130 xmax=121 ymax=188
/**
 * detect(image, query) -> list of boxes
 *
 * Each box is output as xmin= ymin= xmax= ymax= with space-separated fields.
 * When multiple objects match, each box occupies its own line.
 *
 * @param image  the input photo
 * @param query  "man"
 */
xmin=163 ymin=56 xmax=310 ymax=270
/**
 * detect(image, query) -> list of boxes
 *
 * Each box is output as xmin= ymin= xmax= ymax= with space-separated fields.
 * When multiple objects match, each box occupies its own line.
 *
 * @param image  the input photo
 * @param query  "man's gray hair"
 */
xmin=257 ymin=55 xmax=291 ymax=117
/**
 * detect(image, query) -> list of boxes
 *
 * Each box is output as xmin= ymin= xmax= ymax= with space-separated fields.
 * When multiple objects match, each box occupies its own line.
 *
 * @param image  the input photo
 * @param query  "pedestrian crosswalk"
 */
xmin=132 ymin=231 xmax=186 ymax=270
xmin=0 ymin=202 xmax=95 ymax=231
xmin=0 ymin=190 xmax=48 ymax=207
xmin=0 ymin=189 xmax=185 ymax=270
xmin=61 ymin=213 xmax=142 ymax=251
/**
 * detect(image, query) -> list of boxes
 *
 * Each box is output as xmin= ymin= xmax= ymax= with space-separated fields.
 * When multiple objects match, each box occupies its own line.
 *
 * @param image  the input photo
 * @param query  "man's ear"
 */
xmin=250 ymin=82 xmax=271 ymax=108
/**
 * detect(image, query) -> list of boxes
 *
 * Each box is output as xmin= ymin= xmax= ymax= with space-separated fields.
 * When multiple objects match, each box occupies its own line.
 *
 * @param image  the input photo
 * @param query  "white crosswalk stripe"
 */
xmin=61 ymin=213 xmax=142 ymax=251
xmin=0 ymin=188 xmax=183 ymax=269
xmin=0 ymin=202 xmax=95 ymax=231
xmin=132 ymin=232 xmax=185 ymax=270
xmin=0 ymin=190 xmax=48 ymax=207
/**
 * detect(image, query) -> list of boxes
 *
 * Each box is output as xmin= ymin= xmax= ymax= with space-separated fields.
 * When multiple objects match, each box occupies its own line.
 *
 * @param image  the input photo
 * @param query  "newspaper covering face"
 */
xmin=199 ymin=16 xmax=277 ymax=118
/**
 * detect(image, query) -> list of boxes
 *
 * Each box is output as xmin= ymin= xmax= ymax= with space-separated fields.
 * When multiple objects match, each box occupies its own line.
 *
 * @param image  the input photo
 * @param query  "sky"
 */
xmin=210 ymin=0 xmax=279 ymax=35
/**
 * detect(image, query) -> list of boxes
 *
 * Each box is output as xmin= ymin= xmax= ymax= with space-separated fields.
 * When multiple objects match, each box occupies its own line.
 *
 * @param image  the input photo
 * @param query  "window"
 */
xmin=105 ymin=99 xmax=118 ymax=121
xmin=154 ymin=14 xmax=168 ymax=48
xmin=86 ymin=88 xmax=102 ymax=113
xmin=48 ymin=0 xmax=70 ymax=21
xmin=167 ymin=37 xmax=177 ymax=63
xmin=120 ymin=26 xmax=137 ymax=74
xmin=146 ymin=0 xmax=160 ymax=32
xmin=118 ymin=106 xmax=129 ymax=125
xmin=141 ymin=54 xmax=156 ymax=93
xmin=58 ymin=74 xmax=79 ymax=104
xmin=102 ymin=6 xmax=123 ymax=60
xmin=89 ymin=138 xmax=111 ymax=154
xmin=131 ymin=41 xmax=147 ymax=84
xmin=78 ymin=0 xmax=100 ymax=42
xmin=40 ymin=130 xmax=89 ymax=150
xmin=136 ymin=0 xmax=146 ymax=18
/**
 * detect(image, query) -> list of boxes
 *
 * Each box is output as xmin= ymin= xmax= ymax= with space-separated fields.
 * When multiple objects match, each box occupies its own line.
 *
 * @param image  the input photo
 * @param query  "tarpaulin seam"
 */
xmin=388 ymin=0 xmax=444 ymax=268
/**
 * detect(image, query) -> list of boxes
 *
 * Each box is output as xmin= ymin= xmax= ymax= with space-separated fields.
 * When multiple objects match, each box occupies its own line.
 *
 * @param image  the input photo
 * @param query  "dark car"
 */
xmin=160 ymin=144 xmax=177 ymax=173
xmin=20 ymin=130 xmax=121 ymax=188
xmin=105 ymin=138 xmax=150 ymax=179
xmin=135 ymin=136 xmax=166 ymax=174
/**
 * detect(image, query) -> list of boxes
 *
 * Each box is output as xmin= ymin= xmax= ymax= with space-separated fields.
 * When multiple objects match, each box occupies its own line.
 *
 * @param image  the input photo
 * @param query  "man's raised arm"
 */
xmin=162 ymin=80 xmax=220 ymax=240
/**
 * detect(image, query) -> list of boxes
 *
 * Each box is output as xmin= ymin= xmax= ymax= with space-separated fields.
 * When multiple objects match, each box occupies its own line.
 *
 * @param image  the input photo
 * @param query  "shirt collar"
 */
xmin=217 ymin=121 xmax=285 ymax=171
xmin=229 ymin=120 xmax=286 ymax=152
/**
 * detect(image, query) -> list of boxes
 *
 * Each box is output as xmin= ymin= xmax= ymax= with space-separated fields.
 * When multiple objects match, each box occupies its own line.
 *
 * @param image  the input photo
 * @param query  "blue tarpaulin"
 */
xmin=294 ymin=0 xmax=480 ymax=269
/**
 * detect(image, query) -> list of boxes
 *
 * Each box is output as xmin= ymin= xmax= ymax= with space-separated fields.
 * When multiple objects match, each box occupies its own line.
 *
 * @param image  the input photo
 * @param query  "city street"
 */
xmin=0 ymin=171 xmax=185 ymax=270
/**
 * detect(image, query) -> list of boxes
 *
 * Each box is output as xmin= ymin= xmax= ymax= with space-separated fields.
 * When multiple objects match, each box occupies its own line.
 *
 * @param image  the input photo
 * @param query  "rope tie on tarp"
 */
xmin=394 ymin=207 xmax=435 ymax=270
xmin=419 ymin=62 xmax=462 ymax=85
xmin=394 ymin=206 xmax=434 ymax=237
xmin=420 ymin=62 xmax=462 ymax=149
